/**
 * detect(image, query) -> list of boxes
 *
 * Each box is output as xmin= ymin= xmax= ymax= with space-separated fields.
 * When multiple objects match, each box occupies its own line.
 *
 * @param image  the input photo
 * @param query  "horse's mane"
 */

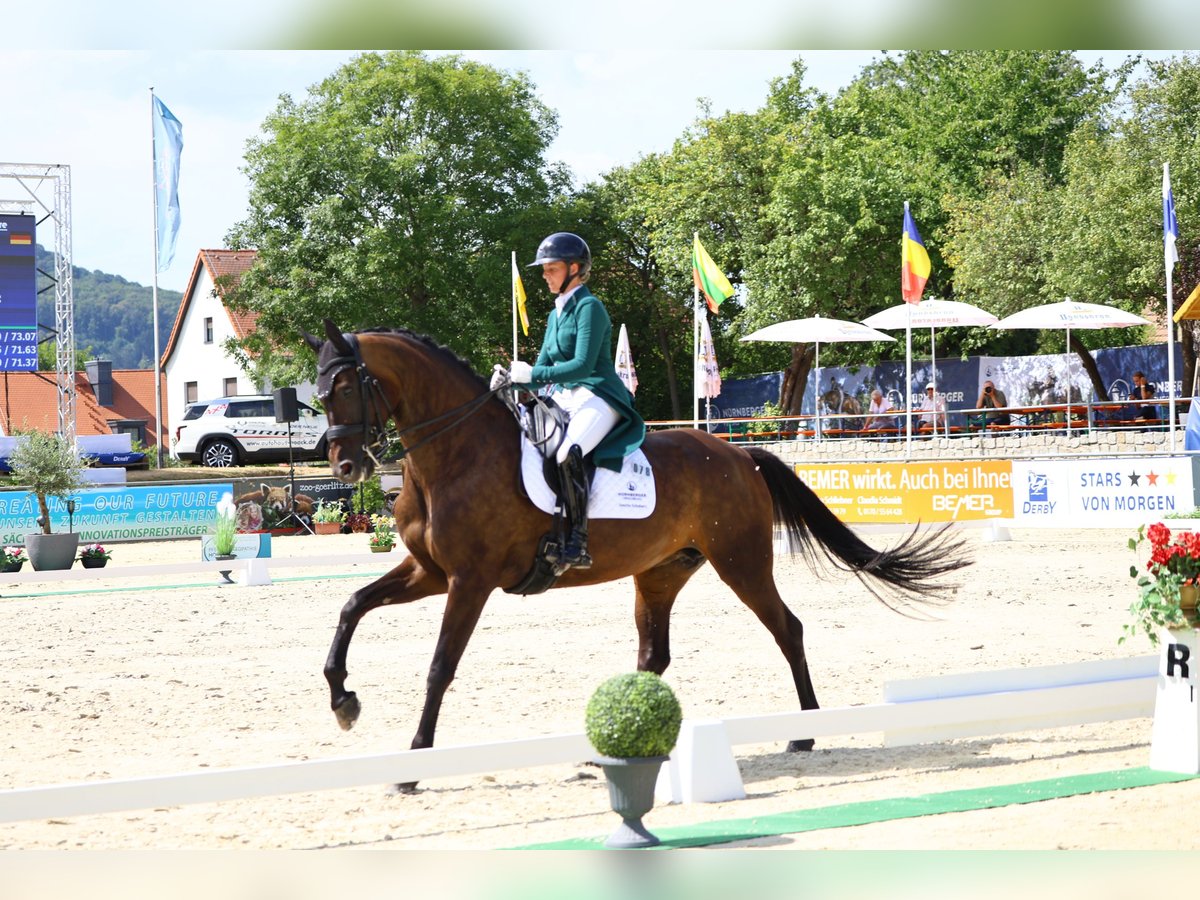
xmin=359 ymin=327 xmax=488 ymax=389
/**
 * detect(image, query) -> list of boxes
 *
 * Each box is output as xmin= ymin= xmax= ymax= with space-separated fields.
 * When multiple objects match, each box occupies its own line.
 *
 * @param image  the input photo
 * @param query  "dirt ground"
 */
xmin=0 ymin=526 xmax=1197 ymax=854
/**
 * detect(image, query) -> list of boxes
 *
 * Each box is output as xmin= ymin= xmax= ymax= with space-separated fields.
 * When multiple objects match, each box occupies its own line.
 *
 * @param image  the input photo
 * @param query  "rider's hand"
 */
xmin=489 ymin=364 xmax=508 ymax=391
xmin=509 ymin=361 xmax=533 ymax=384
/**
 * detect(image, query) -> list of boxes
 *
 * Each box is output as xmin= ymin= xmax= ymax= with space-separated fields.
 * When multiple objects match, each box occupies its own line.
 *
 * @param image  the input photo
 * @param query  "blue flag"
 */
xmin=1164 ymin=162 xmax=1179 ymax=271
xmin=152 ymin=95 xmax=183 ymax=272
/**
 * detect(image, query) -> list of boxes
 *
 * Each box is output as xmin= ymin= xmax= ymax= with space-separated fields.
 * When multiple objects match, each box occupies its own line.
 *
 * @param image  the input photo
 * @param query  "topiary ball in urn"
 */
xmin=585 ymin=672 xmax=682 ymax=849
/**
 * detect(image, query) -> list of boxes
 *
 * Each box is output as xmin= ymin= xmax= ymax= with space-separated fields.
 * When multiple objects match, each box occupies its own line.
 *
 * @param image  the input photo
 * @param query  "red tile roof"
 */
xmin=0 ymin=369 xmax=167 ymax=445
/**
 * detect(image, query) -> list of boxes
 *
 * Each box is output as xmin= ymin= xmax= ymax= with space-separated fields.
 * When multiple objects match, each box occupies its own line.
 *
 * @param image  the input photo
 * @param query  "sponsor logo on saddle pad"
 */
xmin=520 ymin=440 xmax=656 ymax=519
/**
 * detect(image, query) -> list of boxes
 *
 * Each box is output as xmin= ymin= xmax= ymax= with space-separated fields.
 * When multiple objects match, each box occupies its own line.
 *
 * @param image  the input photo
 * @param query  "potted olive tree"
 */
xmin=8 ymin=430 xmax=89 ymax=571
xmin=585 ymin=671 xmax=683 ymax=849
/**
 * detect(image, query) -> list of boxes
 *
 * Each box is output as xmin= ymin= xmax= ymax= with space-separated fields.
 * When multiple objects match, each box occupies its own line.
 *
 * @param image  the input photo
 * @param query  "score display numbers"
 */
xmin=0 ymin=213 xmax=38 ymax=370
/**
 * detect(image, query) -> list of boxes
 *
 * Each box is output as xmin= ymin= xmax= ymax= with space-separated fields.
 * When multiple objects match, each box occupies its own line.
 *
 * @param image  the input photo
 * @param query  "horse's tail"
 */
xmin=744 ymin=446 xmax=970 ymax=606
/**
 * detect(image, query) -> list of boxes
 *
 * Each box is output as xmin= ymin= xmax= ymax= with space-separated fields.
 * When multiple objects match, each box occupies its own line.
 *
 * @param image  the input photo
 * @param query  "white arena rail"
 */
xmin=0 ymin=655 xmax=1158 ymax=823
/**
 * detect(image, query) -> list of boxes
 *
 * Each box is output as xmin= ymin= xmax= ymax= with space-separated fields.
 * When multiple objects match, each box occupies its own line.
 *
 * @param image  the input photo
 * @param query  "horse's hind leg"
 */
xmin=709 ymin=553 xmax=820 ymax=752
xmin=633 ymin=550 xmax=708 ymax=674
xmin=324 ymin=555 xmax=445 ymax=731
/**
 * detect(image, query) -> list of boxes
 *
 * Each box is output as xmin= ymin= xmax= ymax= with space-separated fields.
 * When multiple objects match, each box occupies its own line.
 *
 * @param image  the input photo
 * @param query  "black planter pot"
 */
xmin=1 ymin=560 xmax=23 ymax=573
xmin=25 ymin=532 xmax=80 ymax=571
xmin=596 ymin=755 xmax=668 ymax=848
xmin=81 ymin=557 xmax=107 ymax=569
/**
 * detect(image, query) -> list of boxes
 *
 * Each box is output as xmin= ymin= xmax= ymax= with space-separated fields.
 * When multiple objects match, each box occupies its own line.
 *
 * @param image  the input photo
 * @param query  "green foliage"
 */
xmin=1123 ymin=523 xmax=1196 ymax=646
xmin=213 ymin=493 xmax=238 ymax=555
xmin=7 ymin=431 xmax=89 ymax=535
xmin=311 ymin=498 xmax=347 ymax=524
xmin=34 ymin=244 xmax=182 ymax=369
xmin=226 ymin=50 xmax=570 ymax=381
xmin=585 ymin=672 xmax=682 ymax=759
xmin=351 ymin=477 xmax=386 ymax=515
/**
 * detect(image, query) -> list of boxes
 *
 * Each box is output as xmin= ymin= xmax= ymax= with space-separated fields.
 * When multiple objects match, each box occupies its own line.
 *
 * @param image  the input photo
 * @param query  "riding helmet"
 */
xmin=529 ymin=232 xmax=591 ymax=279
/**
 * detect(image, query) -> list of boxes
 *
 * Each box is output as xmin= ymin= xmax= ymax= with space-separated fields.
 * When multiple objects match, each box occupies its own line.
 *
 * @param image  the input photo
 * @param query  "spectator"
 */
xmin=918 ymin=383 xmax=948 ymax=433
xmin=863 ymin=388 xmax=897 ymax=431
xmin=1132 ymin=371 xmax=1157 ymax=420
xmin=973 ymin=379 xmax=1010 ymax=428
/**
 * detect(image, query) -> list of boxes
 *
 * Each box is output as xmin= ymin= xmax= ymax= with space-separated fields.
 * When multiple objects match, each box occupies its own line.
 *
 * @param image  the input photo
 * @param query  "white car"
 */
xmin=173 ymin=395 xmax=328 ymax=468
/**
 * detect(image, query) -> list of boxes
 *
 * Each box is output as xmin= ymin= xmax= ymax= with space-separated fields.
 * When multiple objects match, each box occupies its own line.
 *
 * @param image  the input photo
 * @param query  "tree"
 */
xmin=226 ymin=51 xmax=570 ymax=381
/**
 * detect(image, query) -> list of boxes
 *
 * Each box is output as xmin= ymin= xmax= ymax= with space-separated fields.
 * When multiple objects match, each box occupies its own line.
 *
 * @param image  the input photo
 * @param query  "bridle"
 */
xmin=316 ymin=331 xmax=504 ymax=468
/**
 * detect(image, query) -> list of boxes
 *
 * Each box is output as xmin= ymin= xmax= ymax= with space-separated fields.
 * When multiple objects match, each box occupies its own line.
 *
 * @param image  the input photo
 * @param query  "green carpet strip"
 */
xmin=516 ymin=767 xmax=1200 ymax=850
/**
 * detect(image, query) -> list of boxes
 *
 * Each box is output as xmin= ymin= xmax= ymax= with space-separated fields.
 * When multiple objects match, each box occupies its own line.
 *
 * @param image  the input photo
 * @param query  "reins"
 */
xmin=318 ymin=331 xmax=507 ymax=467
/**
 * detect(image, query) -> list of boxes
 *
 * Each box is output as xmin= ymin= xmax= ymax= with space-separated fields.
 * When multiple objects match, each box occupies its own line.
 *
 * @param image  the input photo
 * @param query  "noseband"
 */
xmin=317 ymin=331 xmax=505 ymax=467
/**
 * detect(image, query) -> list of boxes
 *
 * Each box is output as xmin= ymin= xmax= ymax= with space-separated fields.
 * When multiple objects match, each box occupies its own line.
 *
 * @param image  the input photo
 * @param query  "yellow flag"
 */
xmin=512 ymin=256 xmax=529 ymax=335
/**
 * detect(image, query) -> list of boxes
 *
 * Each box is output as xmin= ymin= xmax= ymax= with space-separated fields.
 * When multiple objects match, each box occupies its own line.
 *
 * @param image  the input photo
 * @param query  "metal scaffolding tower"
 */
xmin=0 ymin=162 xmax=75 ymax=443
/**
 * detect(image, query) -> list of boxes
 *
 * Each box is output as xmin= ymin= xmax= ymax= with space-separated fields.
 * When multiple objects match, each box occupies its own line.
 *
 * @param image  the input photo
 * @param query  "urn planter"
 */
xmin=596 ymin=755 xmax=669 ymax=848
xmin=26 ymin=533 xmax=80 ymax=571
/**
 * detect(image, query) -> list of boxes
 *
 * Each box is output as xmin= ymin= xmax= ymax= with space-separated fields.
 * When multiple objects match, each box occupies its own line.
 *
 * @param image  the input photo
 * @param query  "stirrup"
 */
xmin=559 ymin=531 xmax=592 ymax=569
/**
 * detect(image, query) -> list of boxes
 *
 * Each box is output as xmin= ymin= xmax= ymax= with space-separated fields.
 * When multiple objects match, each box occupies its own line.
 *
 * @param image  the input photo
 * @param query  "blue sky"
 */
xmin=3 ymin=49 xmax=1164 ymax=293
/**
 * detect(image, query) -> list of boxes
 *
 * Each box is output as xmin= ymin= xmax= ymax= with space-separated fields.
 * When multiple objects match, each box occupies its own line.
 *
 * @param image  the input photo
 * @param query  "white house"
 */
xmin=160 ymin=249 xmax=317 ymax=455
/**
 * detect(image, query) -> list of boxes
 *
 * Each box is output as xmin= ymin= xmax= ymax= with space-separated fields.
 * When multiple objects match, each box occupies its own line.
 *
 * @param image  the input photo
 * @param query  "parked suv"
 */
xmin=173 ymin=395 xmax=329 ymax=468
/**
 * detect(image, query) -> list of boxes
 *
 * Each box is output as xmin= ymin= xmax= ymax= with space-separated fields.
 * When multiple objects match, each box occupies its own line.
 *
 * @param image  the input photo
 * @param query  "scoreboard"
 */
xmin=0 ymin=213 xmax=37 ymax=371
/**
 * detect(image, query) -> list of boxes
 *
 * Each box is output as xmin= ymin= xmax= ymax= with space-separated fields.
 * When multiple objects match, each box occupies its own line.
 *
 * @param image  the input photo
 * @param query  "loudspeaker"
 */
xmin=273 ymin=387 xmax=299 ymax=423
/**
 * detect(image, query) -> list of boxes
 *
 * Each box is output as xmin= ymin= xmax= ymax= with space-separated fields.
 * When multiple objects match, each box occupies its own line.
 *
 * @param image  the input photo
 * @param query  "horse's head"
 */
xmin=303 ymin=319 xmax=390 ymax=484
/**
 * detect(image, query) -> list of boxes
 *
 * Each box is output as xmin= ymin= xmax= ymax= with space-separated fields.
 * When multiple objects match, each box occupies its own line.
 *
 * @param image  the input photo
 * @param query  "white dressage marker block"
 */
xmin=981 ymin=519 xmax=1012 ymax=542
xmin=242 ymin=558 xmax=272 ymax=586
xmin=1150 ymin=626 xmax=1200 ymax=774
xmin=656 ymin=719 xmax=746 ymax=804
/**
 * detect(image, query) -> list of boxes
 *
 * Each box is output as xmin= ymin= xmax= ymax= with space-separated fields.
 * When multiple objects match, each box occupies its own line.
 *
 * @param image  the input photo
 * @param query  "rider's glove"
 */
xmin=489 ymin=364 xmax=509 ymax=391
xmin=509 ymin=361 xmax=533 ymax=384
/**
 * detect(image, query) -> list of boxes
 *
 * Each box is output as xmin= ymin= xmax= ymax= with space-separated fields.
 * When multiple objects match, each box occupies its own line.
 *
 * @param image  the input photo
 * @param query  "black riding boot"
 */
xmin=557 ymin=444 xmax=592 ymax=569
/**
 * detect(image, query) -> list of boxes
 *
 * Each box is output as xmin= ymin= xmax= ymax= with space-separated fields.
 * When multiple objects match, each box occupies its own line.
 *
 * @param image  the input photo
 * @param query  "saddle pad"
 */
xmin=520 ymin=439 xmax=656 ymax=519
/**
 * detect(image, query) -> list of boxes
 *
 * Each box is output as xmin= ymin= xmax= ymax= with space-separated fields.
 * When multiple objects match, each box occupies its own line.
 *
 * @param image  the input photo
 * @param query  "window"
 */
xmin=110 ymin=421 xmax=147 ymax=444
xmin=185 ymin=381 xmax=198 ymax=403
xmin=203 ymin=317 xmax=213 ymax=344
xmin=223 ymin=377 xmax=238 ymax=397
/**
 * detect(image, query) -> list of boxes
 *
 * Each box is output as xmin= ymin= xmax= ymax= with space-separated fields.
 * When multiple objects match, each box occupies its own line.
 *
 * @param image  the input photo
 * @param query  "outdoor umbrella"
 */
xmin=863 ymin=298 xmax=999 ymax=436
xmin=988 ymin=298 xmax=1149 ymax=430
xmin=741 ymin=315 xmax=895 ymax=439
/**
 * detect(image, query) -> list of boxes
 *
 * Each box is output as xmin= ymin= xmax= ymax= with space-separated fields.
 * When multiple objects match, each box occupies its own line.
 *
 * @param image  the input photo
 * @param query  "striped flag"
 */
xmin=512 ymin=254 xmax=529 ymax=335
xmin=901 ymin=201 xmax=931 ymax=304
xmin=8 ymin=233 xmax=32 ymax=245
xmin=693 ymin=235 xmax=735 ymax=313
xmin=1164 ymin=162 xmax=1180 ymax=272
xmin=696 ymin=314 xmax=722 ymax=398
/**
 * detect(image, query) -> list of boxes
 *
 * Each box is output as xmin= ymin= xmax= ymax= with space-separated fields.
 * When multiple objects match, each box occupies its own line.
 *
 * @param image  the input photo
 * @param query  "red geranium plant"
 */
xmin=1124 ymin=522 xmax=1200 ymax=645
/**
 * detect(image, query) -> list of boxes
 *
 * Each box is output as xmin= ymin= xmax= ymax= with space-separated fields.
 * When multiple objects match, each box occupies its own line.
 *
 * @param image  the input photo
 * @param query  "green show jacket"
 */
xmin=530 ymin=286 xmax=646 ymax=472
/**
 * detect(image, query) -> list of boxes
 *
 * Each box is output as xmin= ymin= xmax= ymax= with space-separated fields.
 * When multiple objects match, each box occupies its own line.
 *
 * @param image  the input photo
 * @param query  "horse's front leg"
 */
xmin=324 ymin=554 xmax=445 ymax=731
xmin=397 ymin=575 xmax=492 ymax=793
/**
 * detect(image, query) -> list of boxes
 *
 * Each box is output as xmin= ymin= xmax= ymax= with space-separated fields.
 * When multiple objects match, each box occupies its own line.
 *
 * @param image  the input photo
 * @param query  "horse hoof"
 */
xmin=389 ymin=782 xmax=420 ymax=795
xmin=786 ymin=738 xmax=815 ymax=752
xmin=333 ymin=693 xmax=361 ymax=731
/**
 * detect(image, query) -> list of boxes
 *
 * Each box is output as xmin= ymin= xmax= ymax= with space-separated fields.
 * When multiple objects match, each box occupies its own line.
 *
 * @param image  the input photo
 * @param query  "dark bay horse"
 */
xmin=304 ymin=320 xmax=969 ymax=781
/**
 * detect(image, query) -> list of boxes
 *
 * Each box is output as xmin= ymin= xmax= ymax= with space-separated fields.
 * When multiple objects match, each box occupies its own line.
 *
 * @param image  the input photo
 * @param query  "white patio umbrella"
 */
xmin=741 ymin=315 xmax=895 ymax=439
xmin=988 ymin=298 xmax=1149 ymax=430
xmin=863 ymin=298 xmax=999 ymax=437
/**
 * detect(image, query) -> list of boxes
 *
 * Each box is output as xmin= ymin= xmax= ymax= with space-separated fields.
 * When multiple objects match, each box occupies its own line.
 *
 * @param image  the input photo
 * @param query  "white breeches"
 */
xmin=552 ymin=386 xmax=620 ymax=463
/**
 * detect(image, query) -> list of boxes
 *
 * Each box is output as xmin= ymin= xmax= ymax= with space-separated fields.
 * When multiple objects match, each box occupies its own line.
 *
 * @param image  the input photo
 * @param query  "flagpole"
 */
xmin=693 ymin=231 xmax=700 ymax=430
xmin=511 ymin=251 xmax=519 ymax=361
xmin=150 ymin=87 xmax=164 ymax=469
xmin=905 ymin=307 xmax=912 ymax=454
xmin=1165 ymin=162 xmax=1178 ymax=451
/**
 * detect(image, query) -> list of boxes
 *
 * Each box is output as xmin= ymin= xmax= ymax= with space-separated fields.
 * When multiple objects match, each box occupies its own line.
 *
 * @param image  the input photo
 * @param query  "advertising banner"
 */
xmin=1009 ymin=457 xmax=1196 ymax=527
xmin=792 ymin=460 xmax=1013 ymax=524
xmin=0 ymin=483 xmax=235 ymax=544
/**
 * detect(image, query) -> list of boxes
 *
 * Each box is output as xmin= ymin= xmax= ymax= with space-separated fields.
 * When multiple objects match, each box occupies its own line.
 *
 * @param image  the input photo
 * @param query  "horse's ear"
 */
xmin=301 ymin=329 xmax=322 ymax=353
xmin=324 ymin=318 xmax=353 ymax=355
